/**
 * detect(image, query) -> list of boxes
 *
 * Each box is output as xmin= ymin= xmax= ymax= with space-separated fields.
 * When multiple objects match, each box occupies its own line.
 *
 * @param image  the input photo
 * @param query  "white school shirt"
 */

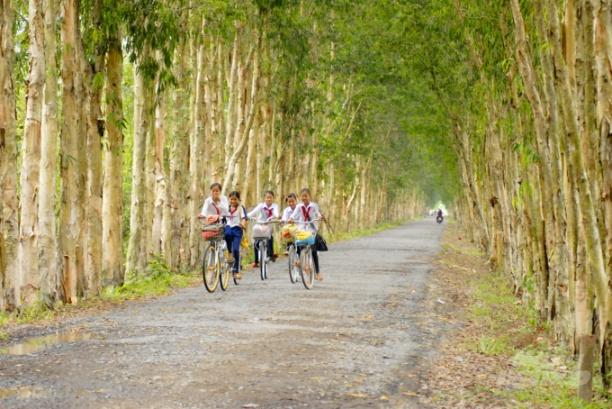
xmin=290 ymin=202 xmax=321 ymax=233
xmin=248 ymin=203 xmax=280 ymax=222
xmin=200 ymin=196 xmax=229 ymax=217
xmin=281 ymin=206 xmax=296 ymax=222
xmin=226 ymin=205 xmax=247 ymax=228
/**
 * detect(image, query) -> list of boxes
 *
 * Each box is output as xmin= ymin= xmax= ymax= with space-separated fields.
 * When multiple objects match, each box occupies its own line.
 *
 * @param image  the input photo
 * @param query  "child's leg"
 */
xmin=224 ymin=228 xmax=233 ymax=255
xmin=312 ymin=249 xmax=320 ymax=273
xmin=268 ymin=236 xmax=274 ymax=257
xmin=253 ymin=241 xmax=259 ymax=264
xmin=232 ymin=229 xmax=242 ymax=272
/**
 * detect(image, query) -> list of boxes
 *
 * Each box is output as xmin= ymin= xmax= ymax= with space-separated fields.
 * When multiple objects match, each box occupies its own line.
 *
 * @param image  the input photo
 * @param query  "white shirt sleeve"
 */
xmin=290 ymin=204 xmax=303 ymax=222
xmin=220 ymin=196 xmax=230 ymax=215
xmin=247 ymin=203 xmax=262 ymax=219
xmin=272 ymin=203 xmax=280 ymax=218
xmin=201 ymin=197 xmax=211 ymax=216
xmin=281 ymin=207 xmax=292 ymax=222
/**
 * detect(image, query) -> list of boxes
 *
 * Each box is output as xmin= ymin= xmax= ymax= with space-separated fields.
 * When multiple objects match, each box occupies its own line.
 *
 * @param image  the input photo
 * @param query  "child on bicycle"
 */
xmin=225 ymin=191 xmax=248 ymax=280
xmin=289 ymin=188 xmax=324 ymax=281
xmin=248 ymin=190 xmax=279 ymax=267
xmin=281 ymin=193 xmax=298 ymax=255
xmin=199 ymin=182 xmax=229 ymax=218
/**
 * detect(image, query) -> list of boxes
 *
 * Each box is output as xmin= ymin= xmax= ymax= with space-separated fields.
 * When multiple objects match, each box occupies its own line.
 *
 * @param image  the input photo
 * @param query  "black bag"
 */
xmin=315 ymin=234 xmax=328 ymax=252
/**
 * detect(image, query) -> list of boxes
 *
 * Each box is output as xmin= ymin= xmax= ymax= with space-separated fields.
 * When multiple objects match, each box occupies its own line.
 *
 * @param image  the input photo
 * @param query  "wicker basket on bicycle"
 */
xmin=201 ymin=215 xmax=224 ymax=241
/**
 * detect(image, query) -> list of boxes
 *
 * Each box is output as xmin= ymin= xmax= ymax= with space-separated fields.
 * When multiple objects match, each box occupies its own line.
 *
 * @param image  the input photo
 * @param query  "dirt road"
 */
xmin=0 ymin=221 xmax=445 ymax=409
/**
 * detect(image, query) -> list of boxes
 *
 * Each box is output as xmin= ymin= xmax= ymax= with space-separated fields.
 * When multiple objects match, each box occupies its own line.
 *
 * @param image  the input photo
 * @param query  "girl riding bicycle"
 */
xmin=225 ymin=191 xmax=248 ymax=280
xmin=281 ymin=193 xmax=298 ymax=222
xmin=289 ymin=188 xmax=325 ymax=281
xmin=248 ymin=190 xmax=279 ymax=267
xmin=199 ymin=182 xmax=229 ymax=218
xmin=281 ymin=193 xmax=298 ymax=255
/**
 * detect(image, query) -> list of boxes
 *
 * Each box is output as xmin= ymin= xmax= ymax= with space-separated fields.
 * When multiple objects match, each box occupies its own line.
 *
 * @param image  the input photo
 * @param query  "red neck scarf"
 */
xmin=301 ymin=205 xmax=310 ymax=221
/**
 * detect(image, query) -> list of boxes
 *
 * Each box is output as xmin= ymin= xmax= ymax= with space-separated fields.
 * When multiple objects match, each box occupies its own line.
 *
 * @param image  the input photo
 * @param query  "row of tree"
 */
xmin=0 ymin=1 xmax=438 ymax=314
xmin=428 ymin=0 xmax=611 ymax=396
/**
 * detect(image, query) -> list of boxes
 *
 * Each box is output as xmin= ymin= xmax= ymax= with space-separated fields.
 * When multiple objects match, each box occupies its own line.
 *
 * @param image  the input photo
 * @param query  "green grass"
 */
xmin=508 ymin=350 xmax=610 ymax=408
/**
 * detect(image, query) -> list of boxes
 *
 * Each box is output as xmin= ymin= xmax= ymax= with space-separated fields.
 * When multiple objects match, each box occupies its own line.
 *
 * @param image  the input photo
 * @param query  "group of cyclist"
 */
xmin=198 ymin=183 xmax=325 ymax=282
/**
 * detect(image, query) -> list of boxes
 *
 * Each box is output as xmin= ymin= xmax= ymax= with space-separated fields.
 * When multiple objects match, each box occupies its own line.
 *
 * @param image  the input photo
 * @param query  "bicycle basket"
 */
xmin=201 ymin=223 xmax=224 ymax=240
xmin=252 ymin=224 xmax=272 ymax=239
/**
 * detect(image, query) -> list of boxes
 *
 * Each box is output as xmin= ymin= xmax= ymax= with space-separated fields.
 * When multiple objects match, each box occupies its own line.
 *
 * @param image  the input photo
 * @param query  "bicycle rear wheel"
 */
xmin=219 ymin=247 xmax=230 ymax=291
xmin=202 ymin=244 xmax=219 ymax=293
xmin=288 ymin=245 xmax=299 ymax=283
xmin=299 ymin=247 xmax=315 ymax=290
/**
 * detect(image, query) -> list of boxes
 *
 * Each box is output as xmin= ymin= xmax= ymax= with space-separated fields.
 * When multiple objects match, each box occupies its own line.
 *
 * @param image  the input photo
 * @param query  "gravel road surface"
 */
xmin=0 ymin=221 xmax=444 ymax=409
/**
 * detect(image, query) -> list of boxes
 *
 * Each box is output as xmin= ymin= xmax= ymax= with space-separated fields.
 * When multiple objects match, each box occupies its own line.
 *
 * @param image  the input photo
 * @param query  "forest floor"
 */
xmin=1 ymin=221 xmax=607 ymax=408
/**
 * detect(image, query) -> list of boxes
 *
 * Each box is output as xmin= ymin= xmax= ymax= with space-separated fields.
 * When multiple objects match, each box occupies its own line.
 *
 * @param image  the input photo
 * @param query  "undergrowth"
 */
xmin=466 ymin=262 xmax=609 ymax=407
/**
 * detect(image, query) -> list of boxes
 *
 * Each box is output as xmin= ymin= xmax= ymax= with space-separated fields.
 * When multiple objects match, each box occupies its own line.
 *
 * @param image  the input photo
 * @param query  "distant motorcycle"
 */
xmin=436 ymin=215 xmax=444 ymax=224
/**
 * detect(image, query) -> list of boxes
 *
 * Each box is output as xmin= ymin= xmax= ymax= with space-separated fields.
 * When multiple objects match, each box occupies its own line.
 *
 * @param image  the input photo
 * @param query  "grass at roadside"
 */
xmin=0 ymin=257 xmax=199 ymax=339
xmin=422 ymin=225 xmax=610 ymax=408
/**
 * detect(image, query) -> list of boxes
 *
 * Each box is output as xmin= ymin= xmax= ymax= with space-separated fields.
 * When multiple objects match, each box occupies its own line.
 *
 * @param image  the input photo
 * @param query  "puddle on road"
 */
xmin=0 ymin=386 xmax=42 ymax=399
xmin=0 ymin=328 xmax=93 ymax=356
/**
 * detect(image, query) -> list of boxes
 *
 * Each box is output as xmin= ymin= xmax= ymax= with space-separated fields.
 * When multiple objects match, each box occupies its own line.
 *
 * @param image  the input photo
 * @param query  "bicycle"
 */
xmin=251 ymin=218 xmax=280 ymax=281
xmin=281 ymin=223 xmax=300 ymax=284
xmin=200 ymin=218 xmax=239 ymax=293
xmin=291 ymin=219 xmax=322 ymax=290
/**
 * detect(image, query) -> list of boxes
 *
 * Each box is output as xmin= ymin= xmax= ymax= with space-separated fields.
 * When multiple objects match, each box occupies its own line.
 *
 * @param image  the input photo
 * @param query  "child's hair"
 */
xmin=300 ymin=188 xmax=311 ymax=196
xmin=210 ymin=182 xmax=222 ymax=191
xmin=264 ymin=190 xmax=275 ymax=198
xmin=285 ymin=193 xmax=297 ymax=203
xmin=228 ymin=191 xmax=241 ymax=200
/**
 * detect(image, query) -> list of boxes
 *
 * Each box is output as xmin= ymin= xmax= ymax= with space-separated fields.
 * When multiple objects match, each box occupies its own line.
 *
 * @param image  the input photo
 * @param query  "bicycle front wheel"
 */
xmin=288 ymin=245 xmax=299 ymax=283
xmin=219 ymin=246 xmax=230 ymax=291
xmin=202 ymin=244 xmax=220 ymax=293
xmin=299 ymin=247 xmax=315 ymax=290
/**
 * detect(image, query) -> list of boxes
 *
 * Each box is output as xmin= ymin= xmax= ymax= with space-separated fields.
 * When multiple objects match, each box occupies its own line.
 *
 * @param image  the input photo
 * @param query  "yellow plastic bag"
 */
xmin=295 ymin=230 xmax=313 ymax=241
xmin=241 ymin=232 xmax=249 ymax=249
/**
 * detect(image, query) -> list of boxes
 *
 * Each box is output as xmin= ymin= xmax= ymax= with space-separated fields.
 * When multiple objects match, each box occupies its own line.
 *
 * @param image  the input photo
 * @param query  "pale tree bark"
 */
xmin=59 ymin=0 xmax=80 ymax=304
xmin=19 ymin=0 xmax=45 ymax=305
xmin=38 ymin=0 xmax=59 ymax=305
xmin=165 ymin=40 xmax=190 ymax=271
xmin=188 ymin=33 xmax=206 ymax=268
xmin=102 ymin=34 xmax=124 ymax=286
xmin=589 ymin=0 xmax=612 ymax=392
xmin=223 ymin=35 xmax=261 ymax=193
xmin=152 ymin=87 xmax=167 ymax=256
xmin=549 ymin=0 xmax=610 ymax=395
xmin=126 ymin=67 xmax=150 ymax=275
xmin=0 ymin=0 xmax=19 ymax=310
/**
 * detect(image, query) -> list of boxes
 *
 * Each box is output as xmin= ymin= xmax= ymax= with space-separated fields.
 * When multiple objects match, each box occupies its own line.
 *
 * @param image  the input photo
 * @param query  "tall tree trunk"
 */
xmin=126 ymin=67 xmax=149 ymax=275
xmin=19 ymin=0 xmax=45 ymax=306
xmin=0 ymin=0 xmax=19 ymax=310
xmin=102 ymin=34 xmax=124 ymax=286
xmin=38 ymin=0 xmax=59 ymax=305
xmin=188 ymin=35 xmax=206 ymax=268
xmin=152 ymin=89 xmax=167 ymax=256
xmin=166 ymin=41 xmax=190 ymax=271
xmin=59 ymin=0 xmax=80 ymax=304
xmin=83 ymin=0 xmax=104 ymax=297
